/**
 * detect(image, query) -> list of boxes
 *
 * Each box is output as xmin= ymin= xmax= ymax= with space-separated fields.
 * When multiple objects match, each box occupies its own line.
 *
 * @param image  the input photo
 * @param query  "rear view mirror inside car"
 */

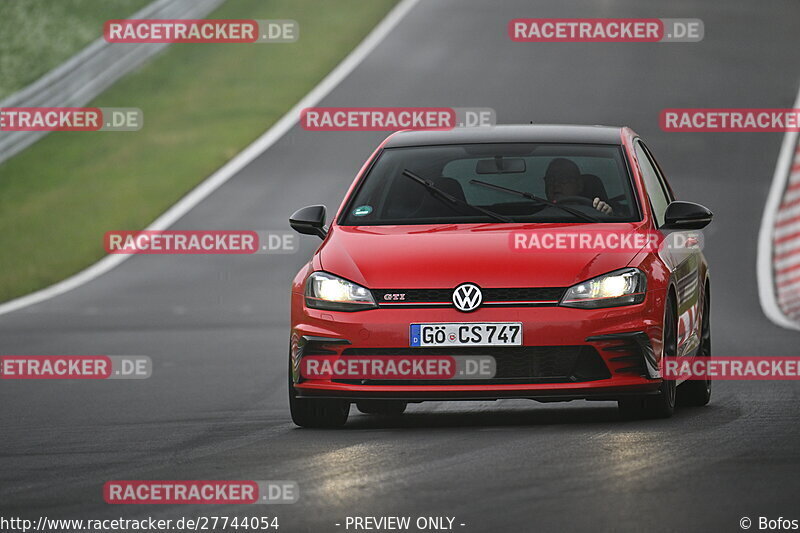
xmin=475 ymin=157 xmax=526 ymax=174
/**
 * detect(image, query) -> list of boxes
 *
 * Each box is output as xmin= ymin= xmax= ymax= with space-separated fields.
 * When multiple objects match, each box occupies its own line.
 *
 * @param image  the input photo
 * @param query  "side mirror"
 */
xmin=289 ymin=205 xmax=327 ymax=239
xmin=661 ymin=201 xmax=713 ymax=230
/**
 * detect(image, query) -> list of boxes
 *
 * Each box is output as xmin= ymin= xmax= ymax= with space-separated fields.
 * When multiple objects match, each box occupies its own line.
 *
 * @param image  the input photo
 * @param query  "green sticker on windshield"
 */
xmin=353 ymin=205 xmax=373 ymax=216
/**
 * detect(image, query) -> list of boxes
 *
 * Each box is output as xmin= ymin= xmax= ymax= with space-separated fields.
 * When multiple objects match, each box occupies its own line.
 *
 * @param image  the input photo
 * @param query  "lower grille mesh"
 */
xmin=333 ymin=346 xmax=610 ymax=385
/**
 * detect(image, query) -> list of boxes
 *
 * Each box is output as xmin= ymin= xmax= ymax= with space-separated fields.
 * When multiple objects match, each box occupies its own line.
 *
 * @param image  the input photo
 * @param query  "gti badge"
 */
xmin=452 ymin=283 xmax=482 ymax=312
xmin=383 ymin=293 xmax=406 ymax=301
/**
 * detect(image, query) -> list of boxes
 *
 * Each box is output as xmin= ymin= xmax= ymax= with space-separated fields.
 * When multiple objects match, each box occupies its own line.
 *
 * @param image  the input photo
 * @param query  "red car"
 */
xmin=288 ymin=125 xmax=712 ymax=427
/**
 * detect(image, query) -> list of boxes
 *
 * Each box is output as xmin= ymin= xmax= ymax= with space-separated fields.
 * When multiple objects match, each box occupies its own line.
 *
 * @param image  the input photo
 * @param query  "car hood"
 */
xmin=319 ymin=223 xmax=649 ymax=289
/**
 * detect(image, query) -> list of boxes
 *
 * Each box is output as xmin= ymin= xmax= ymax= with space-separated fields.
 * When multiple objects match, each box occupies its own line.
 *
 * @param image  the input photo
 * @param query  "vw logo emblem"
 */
xmin=452 ymin=283 xmax=482 ymax=312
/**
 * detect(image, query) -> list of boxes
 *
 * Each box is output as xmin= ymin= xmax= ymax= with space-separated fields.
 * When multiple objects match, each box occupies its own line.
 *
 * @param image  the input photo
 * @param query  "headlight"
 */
xmin=304 ymin=271 xmax=376 ymax=312
xmin=560 ymin=268 xmax=646 ymax=309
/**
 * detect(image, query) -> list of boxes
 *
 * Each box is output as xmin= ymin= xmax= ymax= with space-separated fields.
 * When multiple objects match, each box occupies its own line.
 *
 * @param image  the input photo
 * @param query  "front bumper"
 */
xmin=290 ymin=289 xmax=667 ymax=402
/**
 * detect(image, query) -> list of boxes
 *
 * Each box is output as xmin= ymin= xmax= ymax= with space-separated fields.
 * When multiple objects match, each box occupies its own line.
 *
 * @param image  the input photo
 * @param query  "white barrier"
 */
xmin=0 ymin=0 xmax=226 ymax=164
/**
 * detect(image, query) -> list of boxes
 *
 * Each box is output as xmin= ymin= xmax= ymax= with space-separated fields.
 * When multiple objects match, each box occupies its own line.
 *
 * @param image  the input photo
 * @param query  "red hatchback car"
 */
xmin=288 ymin=125 xmax=712 ymax=427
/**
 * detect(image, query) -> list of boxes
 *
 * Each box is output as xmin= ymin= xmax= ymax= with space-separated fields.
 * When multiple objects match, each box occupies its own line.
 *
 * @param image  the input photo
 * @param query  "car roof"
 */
xmin=384 ymin=124 xmax=625 ymax=148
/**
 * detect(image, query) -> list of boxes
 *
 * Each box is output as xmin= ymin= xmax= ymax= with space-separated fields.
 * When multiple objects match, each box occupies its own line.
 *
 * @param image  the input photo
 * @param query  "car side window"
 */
xmin=634 ymin=141 xmax=670 ymax=226
xmin=641 ymin=142 xmax=675 ymax=202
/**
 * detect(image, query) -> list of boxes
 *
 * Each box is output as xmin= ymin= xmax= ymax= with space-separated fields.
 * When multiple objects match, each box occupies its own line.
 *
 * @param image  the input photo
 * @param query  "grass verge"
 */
xmin=0 ymin=0 xmax=151 ymax=99
xmin=0 ymin=0 xmax=397 ymax=303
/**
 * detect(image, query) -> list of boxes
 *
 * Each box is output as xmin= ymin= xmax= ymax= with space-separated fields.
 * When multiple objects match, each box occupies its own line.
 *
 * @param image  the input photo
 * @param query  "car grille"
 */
xmin=332 ymin=346 xmax=610 ymax=385
xmin=373 ymin=287 xmax=566 ymax=308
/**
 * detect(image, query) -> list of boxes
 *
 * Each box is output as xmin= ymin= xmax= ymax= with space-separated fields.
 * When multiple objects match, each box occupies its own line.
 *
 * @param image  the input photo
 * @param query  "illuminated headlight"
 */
xmin=560 ymin=268 xmax=646 ymax=309
xmin=305 ymin=271 xmax=376 ymax=312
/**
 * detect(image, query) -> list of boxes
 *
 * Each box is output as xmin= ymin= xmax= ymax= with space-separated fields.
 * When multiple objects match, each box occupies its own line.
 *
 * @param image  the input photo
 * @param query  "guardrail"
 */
xmin=0 ymin=0 xmax=226 ymax=165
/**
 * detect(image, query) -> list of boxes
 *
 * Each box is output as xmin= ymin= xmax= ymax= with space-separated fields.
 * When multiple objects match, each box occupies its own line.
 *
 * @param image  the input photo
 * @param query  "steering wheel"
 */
xmin=555 ymin=195 xmax=594 ymax=207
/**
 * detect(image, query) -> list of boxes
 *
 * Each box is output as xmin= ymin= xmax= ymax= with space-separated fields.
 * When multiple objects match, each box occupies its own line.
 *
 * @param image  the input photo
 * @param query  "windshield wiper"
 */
xmin=469 ymin=179 xmax=600 ymax=222
xmin=402 ymin=170 xmax=512 ymax=223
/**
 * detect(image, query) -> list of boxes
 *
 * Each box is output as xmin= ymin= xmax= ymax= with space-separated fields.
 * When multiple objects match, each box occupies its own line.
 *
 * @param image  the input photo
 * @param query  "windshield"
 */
xmin=339 ymin=143 xmax=640 ymax=225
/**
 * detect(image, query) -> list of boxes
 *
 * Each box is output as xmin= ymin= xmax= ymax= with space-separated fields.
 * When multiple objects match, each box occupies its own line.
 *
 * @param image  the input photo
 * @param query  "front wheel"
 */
xmin=356 ymin=400 xmax=407 ymax=416
xmin=289 ymin=390 xmax=350 ymax=428
xmin=618 ymin=295 xmax=677 ymax=419
xmin=679 ymin=286 xmax=712 ymax=407
xmin=618 ymin=377 xmax=676 ymax=419
xmin=289 ymin=359 xmax=349 ymax=428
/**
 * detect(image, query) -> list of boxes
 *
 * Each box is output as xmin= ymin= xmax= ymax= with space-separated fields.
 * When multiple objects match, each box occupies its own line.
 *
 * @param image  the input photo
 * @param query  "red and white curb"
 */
xmin=757 ymin=84 xmax=800 ymax=330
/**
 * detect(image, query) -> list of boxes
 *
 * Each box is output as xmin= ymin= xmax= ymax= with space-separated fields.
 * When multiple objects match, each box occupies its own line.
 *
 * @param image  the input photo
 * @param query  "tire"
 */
xmin=617 ymin=397 xmax=647 ymax=419
xmin=679 ymin=286 xmax=712 ymax=407
xmin=356 ymin=400 xmax=407 ymax=416
xmin=618 ymin=294 xmax=677 ymax=419
xmin=288 ymin=359 xmax=349 ymax=428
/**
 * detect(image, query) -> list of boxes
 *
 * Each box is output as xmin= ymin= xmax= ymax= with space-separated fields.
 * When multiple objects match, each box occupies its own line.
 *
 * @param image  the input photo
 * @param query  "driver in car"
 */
xmin=544 ymin=158 xmax=614 ymax=215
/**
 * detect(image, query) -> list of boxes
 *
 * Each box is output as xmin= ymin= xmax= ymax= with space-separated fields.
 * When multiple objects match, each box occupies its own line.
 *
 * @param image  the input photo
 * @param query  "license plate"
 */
xmin=410 ymin=323 xmax=523 ymax=347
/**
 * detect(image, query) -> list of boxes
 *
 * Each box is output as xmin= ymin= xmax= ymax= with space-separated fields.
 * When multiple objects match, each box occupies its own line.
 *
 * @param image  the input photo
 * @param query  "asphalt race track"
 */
xmin=2 ymin=1 xmax=800 ymax=531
